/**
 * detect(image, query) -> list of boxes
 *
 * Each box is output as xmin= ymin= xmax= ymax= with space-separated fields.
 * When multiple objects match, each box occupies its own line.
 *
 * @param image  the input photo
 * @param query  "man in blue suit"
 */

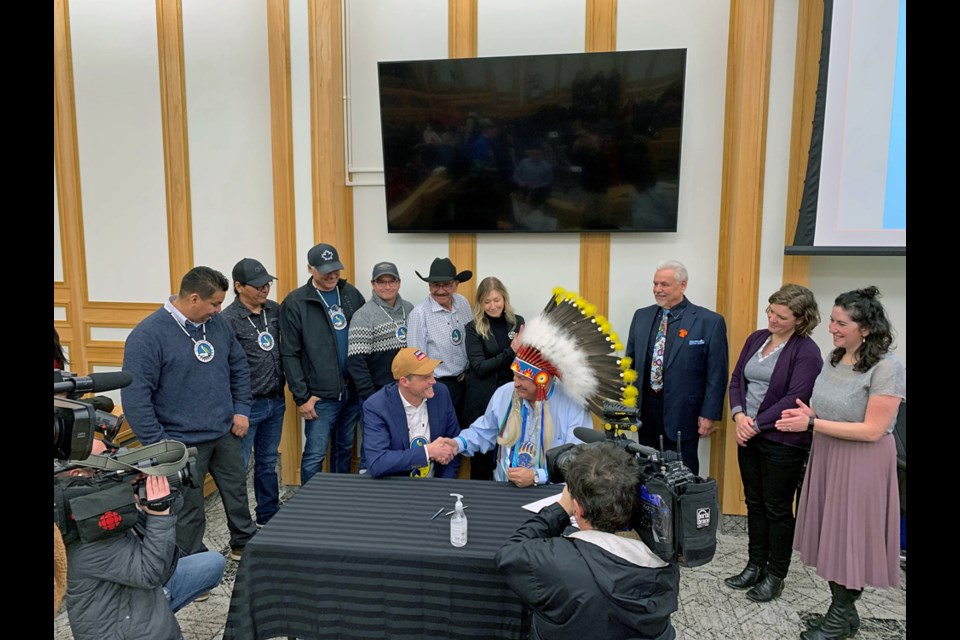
xmin=625 ymin=260 xmax=729 ymax=475
xmin=362 ymin=348 xmax=462 ymax=478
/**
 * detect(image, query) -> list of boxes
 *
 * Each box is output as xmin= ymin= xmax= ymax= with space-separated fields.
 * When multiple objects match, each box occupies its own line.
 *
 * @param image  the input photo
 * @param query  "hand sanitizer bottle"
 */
xmin=450 ymin=493 xmax=467 ymax=547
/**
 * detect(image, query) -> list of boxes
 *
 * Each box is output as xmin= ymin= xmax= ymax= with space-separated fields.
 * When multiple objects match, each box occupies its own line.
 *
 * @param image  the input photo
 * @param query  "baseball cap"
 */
xmin=232 ymin=258 xmax=276 ymax=288
xmin=372 ymin=261 xmax=400 ymax=281
xmin=307 ymin=243 xmax=345 ymax=275
xmin=391 ymin=348 xmax=442 ymax=380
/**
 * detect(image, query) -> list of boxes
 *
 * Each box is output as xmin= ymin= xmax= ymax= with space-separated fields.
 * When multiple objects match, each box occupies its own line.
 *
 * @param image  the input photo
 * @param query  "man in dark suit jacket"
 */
xmin=362 ymin=348 xmax=462 ymax=478
xmin=625 ymin=260 xmax=728 ymax=475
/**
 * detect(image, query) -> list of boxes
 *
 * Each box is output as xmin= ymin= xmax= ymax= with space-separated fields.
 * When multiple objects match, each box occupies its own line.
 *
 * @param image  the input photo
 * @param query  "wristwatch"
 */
xmin=532 ymin=473 xmax=540 ymax=487
xmin=807 ymin=415 xmax=816 ymax=431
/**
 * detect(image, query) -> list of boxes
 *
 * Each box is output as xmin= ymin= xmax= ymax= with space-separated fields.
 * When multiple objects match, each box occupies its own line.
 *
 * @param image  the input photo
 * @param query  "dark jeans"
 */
xmin=241 ymin=396 xmax=286 ymax=525
xmin=179 ymin=431 xmax=258 ymax=554
xmin=738 ymin=436 xmax=808 ymax=579
xmin=302 ymin=386 xmax=361 ymax=485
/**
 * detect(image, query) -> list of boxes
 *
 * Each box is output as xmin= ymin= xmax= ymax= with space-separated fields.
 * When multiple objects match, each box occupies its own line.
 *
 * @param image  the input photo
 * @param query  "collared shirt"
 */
xmin=221 ymin=298 xmax=285 ymax=398
xmin=455 ymin=381 xmax=591 ymax=485
xmin=399 ymin=392 xmax=432 ymax=473
xmin=164 ymin=296 xmax=198 ymax=328
xmin=407 ymin=293 xmax=472 ymax=378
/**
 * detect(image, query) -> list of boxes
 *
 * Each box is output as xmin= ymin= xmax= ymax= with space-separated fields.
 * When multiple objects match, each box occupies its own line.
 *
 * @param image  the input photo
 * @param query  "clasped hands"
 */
xmin=428 ymin=437 xmax=459 ymax=465
xmin=775 ymin=398 xmax=814 ymax=433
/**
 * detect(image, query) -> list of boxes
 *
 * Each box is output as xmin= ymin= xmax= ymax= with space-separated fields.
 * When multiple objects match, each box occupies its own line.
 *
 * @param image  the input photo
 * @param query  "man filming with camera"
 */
xmin=495 ymin=443 xmax=681 ymax=640
xmin=63 ymin=472 xmax=225 ymax=640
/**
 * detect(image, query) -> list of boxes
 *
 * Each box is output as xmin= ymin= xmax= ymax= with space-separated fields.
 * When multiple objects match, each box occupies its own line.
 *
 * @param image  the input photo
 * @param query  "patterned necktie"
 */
xmin=650 ymin=309 xmax=669 ymax=391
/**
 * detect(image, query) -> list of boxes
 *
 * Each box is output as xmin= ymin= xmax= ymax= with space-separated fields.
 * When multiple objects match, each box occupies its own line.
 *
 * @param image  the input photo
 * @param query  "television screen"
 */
xmin=377 ymin=49 xmax=687 ymax=233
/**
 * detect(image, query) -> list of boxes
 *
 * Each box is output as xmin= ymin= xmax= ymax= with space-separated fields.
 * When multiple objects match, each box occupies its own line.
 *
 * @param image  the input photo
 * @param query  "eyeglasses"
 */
xmin=429 ymin=281 xmax=457 ymax=290
xmin=245 ymin=282 xmax=272 ymax=292
xmin=374 ymin=279 xmax=400 ymax=287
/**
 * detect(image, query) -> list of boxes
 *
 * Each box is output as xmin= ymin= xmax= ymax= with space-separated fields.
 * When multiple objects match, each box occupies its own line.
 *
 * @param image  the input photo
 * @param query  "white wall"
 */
xmin=69 ymin=0 xmax=170 ymax=303
xmin=182 ymin=1 xmax=277 ymax=299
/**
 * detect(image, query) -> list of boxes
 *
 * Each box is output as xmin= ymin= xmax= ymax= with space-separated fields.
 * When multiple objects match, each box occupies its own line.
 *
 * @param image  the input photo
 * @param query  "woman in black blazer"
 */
xmin=463 ymin=277 xmax=524 ymax=480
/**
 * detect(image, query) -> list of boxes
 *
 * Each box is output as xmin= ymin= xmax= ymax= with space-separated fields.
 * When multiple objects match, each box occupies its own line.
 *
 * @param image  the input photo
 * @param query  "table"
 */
xmin=224 ymin=474 xmax=561 ymax=640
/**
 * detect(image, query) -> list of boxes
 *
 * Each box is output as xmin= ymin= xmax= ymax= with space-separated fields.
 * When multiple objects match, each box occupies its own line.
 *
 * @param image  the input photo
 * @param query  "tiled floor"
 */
xmin=54 ymin=475 xmax=906 ymax=640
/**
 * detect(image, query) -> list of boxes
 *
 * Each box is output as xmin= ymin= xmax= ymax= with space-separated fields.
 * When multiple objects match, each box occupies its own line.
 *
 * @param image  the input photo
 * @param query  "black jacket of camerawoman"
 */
xmin=495 ymin=502 xmax=680 ymax=640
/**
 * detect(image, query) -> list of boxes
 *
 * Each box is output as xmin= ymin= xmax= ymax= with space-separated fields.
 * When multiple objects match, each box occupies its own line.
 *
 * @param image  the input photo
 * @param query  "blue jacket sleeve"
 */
xmin=363 ymin=401 xmax=425 ymax=478
xmin=700 ymin=314 xmax=729 ymax=421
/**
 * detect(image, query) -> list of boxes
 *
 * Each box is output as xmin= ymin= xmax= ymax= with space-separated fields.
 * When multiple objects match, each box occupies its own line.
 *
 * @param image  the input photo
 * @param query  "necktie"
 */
xmin=650 ymin=309 xmax=669 ymax=391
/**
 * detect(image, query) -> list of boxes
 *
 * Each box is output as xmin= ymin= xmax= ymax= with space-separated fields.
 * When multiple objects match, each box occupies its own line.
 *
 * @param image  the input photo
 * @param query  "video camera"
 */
xmin=54 ymin=370 xmax=199 ymax=544
xmin=54 ymin=370 xmax=132 ymax=460
xmin=546 ymin=400 xmax=719 ymax=568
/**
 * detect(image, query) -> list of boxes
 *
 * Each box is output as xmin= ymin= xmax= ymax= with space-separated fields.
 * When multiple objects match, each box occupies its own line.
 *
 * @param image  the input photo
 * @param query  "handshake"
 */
xmin=428 ymin=437 xmax=460 ymax=465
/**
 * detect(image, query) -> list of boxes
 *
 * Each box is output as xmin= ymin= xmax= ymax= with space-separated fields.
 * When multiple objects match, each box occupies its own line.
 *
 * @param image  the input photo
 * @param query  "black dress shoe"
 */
xmin=724 ymin=563 xmax=765 ymax=590
xmin=746 ymin=574 xmax=784 ymax=602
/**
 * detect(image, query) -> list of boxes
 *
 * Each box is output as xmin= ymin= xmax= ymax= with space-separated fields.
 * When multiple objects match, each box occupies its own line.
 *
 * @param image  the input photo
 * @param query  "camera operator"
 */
xmin=494 ymin=443 xmax=681 ymax=640
xmin=64 ymin=473 xmax=225 ymax=640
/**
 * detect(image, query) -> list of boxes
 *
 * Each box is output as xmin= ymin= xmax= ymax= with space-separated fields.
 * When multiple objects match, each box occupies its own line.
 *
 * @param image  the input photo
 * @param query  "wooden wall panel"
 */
xmin=715 ymin=0 xmax=775 ymax=514
xmin=782 ymin=0 xmax=823 ymax=287
xmin=155 ymin=0 xmax=194 ymax=290
xmin=447 ymin=0 xmax=478 ymax=304
xmin=54 ymin=0 xmax=89 ymax=371
xmin=580 ymin=0 xmax=616 ymax=313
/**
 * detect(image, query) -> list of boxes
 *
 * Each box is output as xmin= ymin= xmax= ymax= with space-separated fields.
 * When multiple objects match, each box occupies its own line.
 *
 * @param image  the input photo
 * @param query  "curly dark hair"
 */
xmin=564 ymin=443 xmax=639 ymax=533
xmin=829 ymin=286 xmax=895 ymax=372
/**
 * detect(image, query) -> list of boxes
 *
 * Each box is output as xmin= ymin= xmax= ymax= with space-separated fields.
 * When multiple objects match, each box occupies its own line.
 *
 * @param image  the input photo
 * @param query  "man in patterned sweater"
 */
xmin=347 ymin=261 xmax=415 ymax=402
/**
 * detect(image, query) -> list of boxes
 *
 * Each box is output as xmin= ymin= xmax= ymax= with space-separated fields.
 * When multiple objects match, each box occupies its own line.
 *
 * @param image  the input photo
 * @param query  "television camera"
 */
xmin=54 ymin=371 xmax=199 ymax=543
xmin=546 ymin=400 xmax=719 ymax=567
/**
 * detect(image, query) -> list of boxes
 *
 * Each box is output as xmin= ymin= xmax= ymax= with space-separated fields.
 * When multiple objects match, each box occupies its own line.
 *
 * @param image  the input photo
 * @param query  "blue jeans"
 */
xmin=301 ymin=386 xmax=361 ymax=485
xmin=164 ymin=550 xmax=226 ymax=612
xmin=241 ymin=396 xmax=286 ymax=525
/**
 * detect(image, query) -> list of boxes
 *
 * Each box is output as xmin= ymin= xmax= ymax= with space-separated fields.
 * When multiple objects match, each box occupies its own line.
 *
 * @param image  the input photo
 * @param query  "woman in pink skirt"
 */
xmin=776 ymin=286 xmax=905 ymax=640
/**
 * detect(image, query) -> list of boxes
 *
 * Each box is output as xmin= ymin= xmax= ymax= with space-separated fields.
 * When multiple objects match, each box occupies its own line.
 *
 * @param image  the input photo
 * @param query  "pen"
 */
xmin=444 ymin=506 xmax=469 ymax=517
xmin=429 ymin=508 xmax=445 ymax=521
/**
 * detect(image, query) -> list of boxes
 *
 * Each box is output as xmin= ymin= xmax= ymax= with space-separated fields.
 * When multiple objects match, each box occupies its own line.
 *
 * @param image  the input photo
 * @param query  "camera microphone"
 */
xmin=53 ymin=371 xmax=133 ymax=395
xmin=573 ymin=427 xmax=660 ymax=459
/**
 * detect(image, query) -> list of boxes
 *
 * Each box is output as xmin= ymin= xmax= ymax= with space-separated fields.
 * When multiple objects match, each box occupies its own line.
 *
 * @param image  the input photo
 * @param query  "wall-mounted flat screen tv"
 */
xmin=377 ymin=48 xmax=686 ymax=233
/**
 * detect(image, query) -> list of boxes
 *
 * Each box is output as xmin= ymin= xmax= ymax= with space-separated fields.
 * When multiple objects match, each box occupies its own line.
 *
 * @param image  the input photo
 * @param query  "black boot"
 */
xmin=805 ymin=583 xmax=861 ymax=636
xmin=746 ymin=574 xmax=784 ymax=602
xmin=724 ymin=563 xmax=765 ymax=590
xmin=801 ymin=583 xmax=860 ymax=640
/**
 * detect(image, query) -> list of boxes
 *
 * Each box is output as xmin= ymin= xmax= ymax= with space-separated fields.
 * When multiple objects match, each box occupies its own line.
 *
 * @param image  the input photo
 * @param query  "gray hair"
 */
xmin=656 ymin=259 xmax=688 ymax=284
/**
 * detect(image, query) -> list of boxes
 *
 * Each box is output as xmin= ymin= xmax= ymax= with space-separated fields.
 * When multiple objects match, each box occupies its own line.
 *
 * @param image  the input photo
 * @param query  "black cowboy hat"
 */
xmin=415 ymin=257 xmax=473 ymax=283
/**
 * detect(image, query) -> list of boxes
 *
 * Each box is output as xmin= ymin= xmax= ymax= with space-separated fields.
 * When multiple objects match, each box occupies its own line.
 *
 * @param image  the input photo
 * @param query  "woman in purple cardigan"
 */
xmin=723 ymin=284 xmax=823 ymax=602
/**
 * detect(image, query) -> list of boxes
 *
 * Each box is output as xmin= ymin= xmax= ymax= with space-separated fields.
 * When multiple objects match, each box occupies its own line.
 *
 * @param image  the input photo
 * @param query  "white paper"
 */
xmin=521 ymin=486 xmax=578 ymax=528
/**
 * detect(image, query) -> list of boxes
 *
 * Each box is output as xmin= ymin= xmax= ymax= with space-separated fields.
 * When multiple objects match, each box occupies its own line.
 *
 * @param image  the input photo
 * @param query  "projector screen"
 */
xmin=788 ymin=0 xmax=905 ymax=256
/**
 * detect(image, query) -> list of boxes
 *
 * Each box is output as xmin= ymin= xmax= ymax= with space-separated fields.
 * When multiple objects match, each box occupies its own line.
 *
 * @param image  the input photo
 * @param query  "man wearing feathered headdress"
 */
xmin=443 ymin=288 xmax=638 ymax=487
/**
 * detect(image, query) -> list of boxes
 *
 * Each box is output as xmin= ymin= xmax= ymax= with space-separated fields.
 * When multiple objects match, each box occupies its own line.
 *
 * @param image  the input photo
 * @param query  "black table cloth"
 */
xmin=224 ymin=473 xmax=561 ymax=640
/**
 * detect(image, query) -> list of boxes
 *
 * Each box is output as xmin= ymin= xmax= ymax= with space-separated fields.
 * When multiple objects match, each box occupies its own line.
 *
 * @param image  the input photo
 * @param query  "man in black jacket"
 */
xmin=279 ymin=243 xmax=365 ymax=485
xmin=495 ymin=443 xmax=680 ymax=640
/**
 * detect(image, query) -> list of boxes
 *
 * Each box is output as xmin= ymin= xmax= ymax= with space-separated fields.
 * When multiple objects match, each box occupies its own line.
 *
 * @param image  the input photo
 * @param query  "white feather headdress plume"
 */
xmin=510 ymin=287 xmax=639 ymax=416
